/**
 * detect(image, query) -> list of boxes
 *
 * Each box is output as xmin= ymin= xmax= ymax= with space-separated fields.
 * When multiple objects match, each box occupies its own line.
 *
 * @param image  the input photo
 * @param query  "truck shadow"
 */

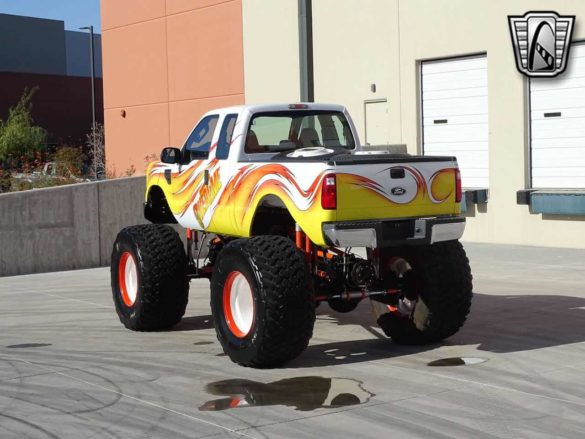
xmin=288 ymin=292 xmax=585 ymax=368
xmin=457 ymin=292 xmax=585 ymax=353
xmin=171 ymin=315 xmax=214 ymax=331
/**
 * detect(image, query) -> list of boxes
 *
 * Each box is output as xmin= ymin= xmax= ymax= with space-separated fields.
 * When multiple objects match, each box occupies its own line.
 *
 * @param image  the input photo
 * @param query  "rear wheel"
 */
xmin=111 ymin=224 xmax=189 ymax=330
xmin=211 ymin=236 xmax=315 ymax=368
xmin=371 ymin=240 xmax=472 ymax=344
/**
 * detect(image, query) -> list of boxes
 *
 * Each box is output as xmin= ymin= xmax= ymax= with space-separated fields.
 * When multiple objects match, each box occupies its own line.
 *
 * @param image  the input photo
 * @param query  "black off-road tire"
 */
xmin=111 ymin=224 xmax=189 ymax=330
xmin=372 ymin=240 xmax=473 ymax=345
xmin=211 ymin=235 xmax=315 ymax=368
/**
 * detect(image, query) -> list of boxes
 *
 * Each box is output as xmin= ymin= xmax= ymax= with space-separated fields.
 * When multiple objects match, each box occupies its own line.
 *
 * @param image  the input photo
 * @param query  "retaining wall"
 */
xmin=0 ymin=177 xmax=150 ymax=277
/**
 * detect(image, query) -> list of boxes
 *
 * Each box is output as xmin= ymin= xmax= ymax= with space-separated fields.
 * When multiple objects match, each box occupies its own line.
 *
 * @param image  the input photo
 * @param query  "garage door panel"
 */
xmin=460 ymin=171 xmax=489 ymax=189
xmin=423 ymin=96 xmax=488 ymax=117
xmin=424 ymin=124 xmax=488 ymax=142
xmin=423 ymin=69 xmax=487 ymax=88
xmin=530 ymin=43 xmax=585 ymax=188
xmin=531 ymin=88 xmax=585 ymax=110
xmin=532 ymin=176 xmax=585 ymax=188
xmin=423 ymin=75 xmax=487 ymax=92
xmin=533 ymin=149 xmax=585 ymax=168
xmin=450 ymin=150 xmax=489 ymax=165
xmin=422 ymin=56 xmax=488 ymax=189
xmin=425 ymin=142 xmax=488 ymax=154
xmin=422 ymin=77 xmax=486 ymax=92
xmin=424 ymin=87 xmax=487 ymax=100
xmin=532 ymin=137 xmax=585 ymax=149
xmin=424 ymin=114 xmax=487 ymax=126
xmin=531 ymin=107 xmax=585 ymax=120
xmin=460 ymin=177 xmax=490 ymax=188
xmin=422 ymin=57 xmax=487 ymax=74
xmin=533 ymin=167 xmax=585 ymax=178
xmin=460 ymin=168 xmax=489 ymax=178
xmin=426 ymin=149 xmax=488 ymax=164
xmin=531 ymin=118 xmax=585 ymax=139
xmin=531 ymin=75 xmax=585 ymax=92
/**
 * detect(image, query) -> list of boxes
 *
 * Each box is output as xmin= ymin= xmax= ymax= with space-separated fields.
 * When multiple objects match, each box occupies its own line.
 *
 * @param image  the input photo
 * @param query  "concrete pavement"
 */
xmin=1 ymin=242 xmax=585 ymax=438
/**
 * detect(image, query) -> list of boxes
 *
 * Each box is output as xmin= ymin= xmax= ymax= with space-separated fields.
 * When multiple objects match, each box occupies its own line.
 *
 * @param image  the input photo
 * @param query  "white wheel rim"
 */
xmin=119 ymin=252 xmax=138 ymax=307
xmin=124 ymin=256 xmax=138 ymax=303
xmin=224 ymin=271 xmax=255 ymax=337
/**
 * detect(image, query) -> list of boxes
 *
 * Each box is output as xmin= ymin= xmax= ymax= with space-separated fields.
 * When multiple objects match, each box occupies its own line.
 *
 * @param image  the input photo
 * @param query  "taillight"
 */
xmin=321 ymin=174 xmax=337 ymax=209
xmin=455 ymin=169 xmax=462 ymax=203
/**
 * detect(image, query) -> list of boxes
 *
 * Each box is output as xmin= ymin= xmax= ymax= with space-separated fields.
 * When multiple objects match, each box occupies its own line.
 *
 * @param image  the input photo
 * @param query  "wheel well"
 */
xmin=144 ymin=186 xmax=177 ymax=224
xmin=250 ymin=199 xmax=295 ymax=237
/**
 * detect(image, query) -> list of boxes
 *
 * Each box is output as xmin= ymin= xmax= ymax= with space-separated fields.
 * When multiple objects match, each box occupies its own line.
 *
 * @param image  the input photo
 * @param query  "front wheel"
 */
xmin=111 ymin=224 xmax=189 ymax=330
xmin=211 ymin=236 xmax=315 ymax=368
xmin=371 ymin=240 xmax=473 ymax=345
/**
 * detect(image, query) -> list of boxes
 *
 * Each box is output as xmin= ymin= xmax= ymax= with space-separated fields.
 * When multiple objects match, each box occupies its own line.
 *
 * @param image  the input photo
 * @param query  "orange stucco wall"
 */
xmin=101 ymin=0 xmax=244 ymax=175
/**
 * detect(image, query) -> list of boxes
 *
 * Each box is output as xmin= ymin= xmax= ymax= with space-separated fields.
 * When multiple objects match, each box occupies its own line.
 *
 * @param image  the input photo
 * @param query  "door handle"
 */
xmin=164 ymin=169 xmax=172 ymax=184
xmin=204 ymin=170 xmax=210 ymax=185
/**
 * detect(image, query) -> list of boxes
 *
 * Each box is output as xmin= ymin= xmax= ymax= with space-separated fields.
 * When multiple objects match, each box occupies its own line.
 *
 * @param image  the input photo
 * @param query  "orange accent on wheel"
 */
xmin=119 ymin=252 xmax=138 ymax=307
xmin=223 ymin=271 xmax=255 ymax=338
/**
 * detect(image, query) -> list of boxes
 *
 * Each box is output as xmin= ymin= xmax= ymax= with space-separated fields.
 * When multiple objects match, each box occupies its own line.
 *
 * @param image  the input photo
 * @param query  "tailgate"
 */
xmin=331 ymin=154 xmax=460 ymax=221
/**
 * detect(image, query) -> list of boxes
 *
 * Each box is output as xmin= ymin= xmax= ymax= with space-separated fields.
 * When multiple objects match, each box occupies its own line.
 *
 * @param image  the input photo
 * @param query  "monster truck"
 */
xmin=111 ymin=103 xmax=472 ymax=368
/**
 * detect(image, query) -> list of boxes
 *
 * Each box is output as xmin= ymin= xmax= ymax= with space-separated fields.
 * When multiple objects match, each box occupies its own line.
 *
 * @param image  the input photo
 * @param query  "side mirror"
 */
xmin=161 ymin=147 xmax=182 ymax=164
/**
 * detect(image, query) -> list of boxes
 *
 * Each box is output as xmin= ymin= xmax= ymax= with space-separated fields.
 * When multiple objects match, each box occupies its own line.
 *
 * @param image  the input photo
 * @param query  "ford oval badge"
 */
xmin=391 ymin=187 xmax=406 ymax=196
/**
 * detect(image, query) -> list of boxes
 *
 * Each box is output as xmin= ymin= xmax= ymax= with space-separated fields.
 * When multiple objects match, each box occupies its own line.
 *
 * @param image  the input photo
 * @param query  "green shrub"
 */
xmin=0 ymin=88 xmax=47 ymax=163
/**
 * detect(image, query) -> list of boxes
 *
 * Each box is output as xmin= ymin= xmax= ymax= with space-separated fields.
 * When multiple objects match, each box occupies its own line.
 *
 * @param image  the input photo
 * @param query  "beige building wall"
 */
xmin=101 ymin=0 xmax=245 ymax=175
xmin=242 ymin=0 xmax=300 ymax=103
xmin=101 ymin=0 xmax=584 ymax=248
xmin=312 ymin=0 xmax=585 ymax=248
xmin=313 ymin=0 xmax=402 ymax=146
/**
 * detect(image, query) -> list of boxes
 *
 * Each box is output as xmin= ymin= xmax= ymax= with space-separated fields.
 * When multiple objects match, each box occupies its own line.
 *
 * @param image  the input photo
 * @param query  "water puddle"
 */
xmin=427 ymin=357 xmax=487 ymax=367
xmin=200 ymin=376 xmax=373 ymax=411
xmin=6 ymin=343 xmax=52 ymax=349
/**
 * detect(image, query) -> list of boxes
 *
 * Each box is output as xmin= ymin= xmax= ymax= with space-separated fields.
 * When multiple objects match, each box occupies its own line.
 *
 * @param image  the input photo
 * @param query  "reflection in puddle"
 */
xmin=200 ymin=377 xmax=373 ymax=412
xmin=6 ymin=343 xmax=52 ymax=349
xmin=428 ymin=357 xmax=487 ymax=367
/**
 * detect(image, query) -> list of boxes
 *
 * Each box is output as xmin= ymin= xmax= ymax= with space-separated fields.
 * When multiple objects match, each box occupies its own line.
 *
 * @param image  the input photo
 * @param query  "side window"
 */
xmin=317 ymin=115 xmax=354 ymax=148
xmin=216 ymin=114 xmax=238 ymax=160
xmin=183 ymin=115 xmax=219 ymax=160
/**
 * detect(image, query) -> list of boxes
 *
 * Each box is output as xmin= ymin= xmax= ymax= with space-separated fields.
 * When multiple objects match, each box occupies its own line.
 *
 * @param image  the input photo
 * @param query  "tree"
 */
xmin=86 ymin=122 xmax=105 ymax=179
xmin=0 ymin=87 xmax=47 ymax=163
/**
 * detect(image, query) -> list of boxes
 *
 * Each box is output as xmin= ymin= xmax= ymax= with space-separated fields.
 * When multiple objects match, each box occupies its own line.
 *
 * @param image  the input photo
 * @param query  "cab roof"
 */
xmin=211 ymin=103 xmax=348 ymax=115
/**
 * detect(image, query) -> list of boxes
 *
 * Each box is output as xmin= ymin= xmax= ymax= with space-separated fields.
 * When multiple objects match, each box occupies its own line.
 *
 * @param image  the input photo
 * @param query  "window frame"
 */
xmin=216 ymin=114 xmax=239 ymax=160
xmin=245 ymin=110 xmax=356 ymax=154
xmin=182 ymin=114 xmax=220 ymax=161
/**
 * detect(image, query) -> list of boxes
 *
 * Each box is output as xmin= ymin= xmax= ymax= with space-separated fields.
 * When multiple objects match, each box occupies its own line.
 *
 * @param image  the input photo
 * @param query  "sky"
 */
xmin=0 ymin=0 xmax=101 ymax=32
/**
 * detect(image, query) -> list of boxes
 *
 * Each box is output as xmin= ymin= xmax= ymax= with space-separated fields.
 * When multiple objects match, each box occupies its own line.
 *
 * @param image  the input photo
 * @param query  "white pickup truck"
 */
xmin=111 ymin=103 xmax=473 ymax=368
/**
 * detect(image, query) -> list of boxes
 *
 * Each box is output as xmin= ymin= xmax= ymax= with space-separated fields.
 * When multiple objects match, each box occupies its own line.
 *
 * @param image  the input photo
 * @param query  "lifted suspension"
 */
xmin=314 ymin=289 xmax=400 ymax=302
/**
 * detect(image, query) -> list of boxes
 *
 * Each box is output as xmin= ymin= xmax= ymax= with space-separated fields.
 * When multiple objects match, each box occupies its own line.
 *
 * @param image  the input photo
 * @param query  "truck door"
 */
xmin=161 ymin=115 xmax=219 ymax=226
xmin=204 ymin=113 xmax=240 ymax=233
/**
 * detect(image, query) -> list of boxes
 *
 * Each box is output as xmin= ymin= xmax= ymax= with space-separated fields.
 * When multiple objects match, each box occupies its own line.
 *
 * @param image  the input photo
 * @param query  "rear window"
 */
xmin=245 ymin=111 xmax=355 ymax=154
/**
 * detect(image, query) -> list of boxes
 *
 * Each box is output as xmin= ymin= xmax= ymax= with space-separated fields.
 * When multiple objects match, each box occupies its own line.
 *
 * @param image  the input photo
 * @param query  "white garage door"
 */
xmin=421 ymin=56 xmax=489 ymax=189
xmin=530 ymin=43 xmax=585 ymax=189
